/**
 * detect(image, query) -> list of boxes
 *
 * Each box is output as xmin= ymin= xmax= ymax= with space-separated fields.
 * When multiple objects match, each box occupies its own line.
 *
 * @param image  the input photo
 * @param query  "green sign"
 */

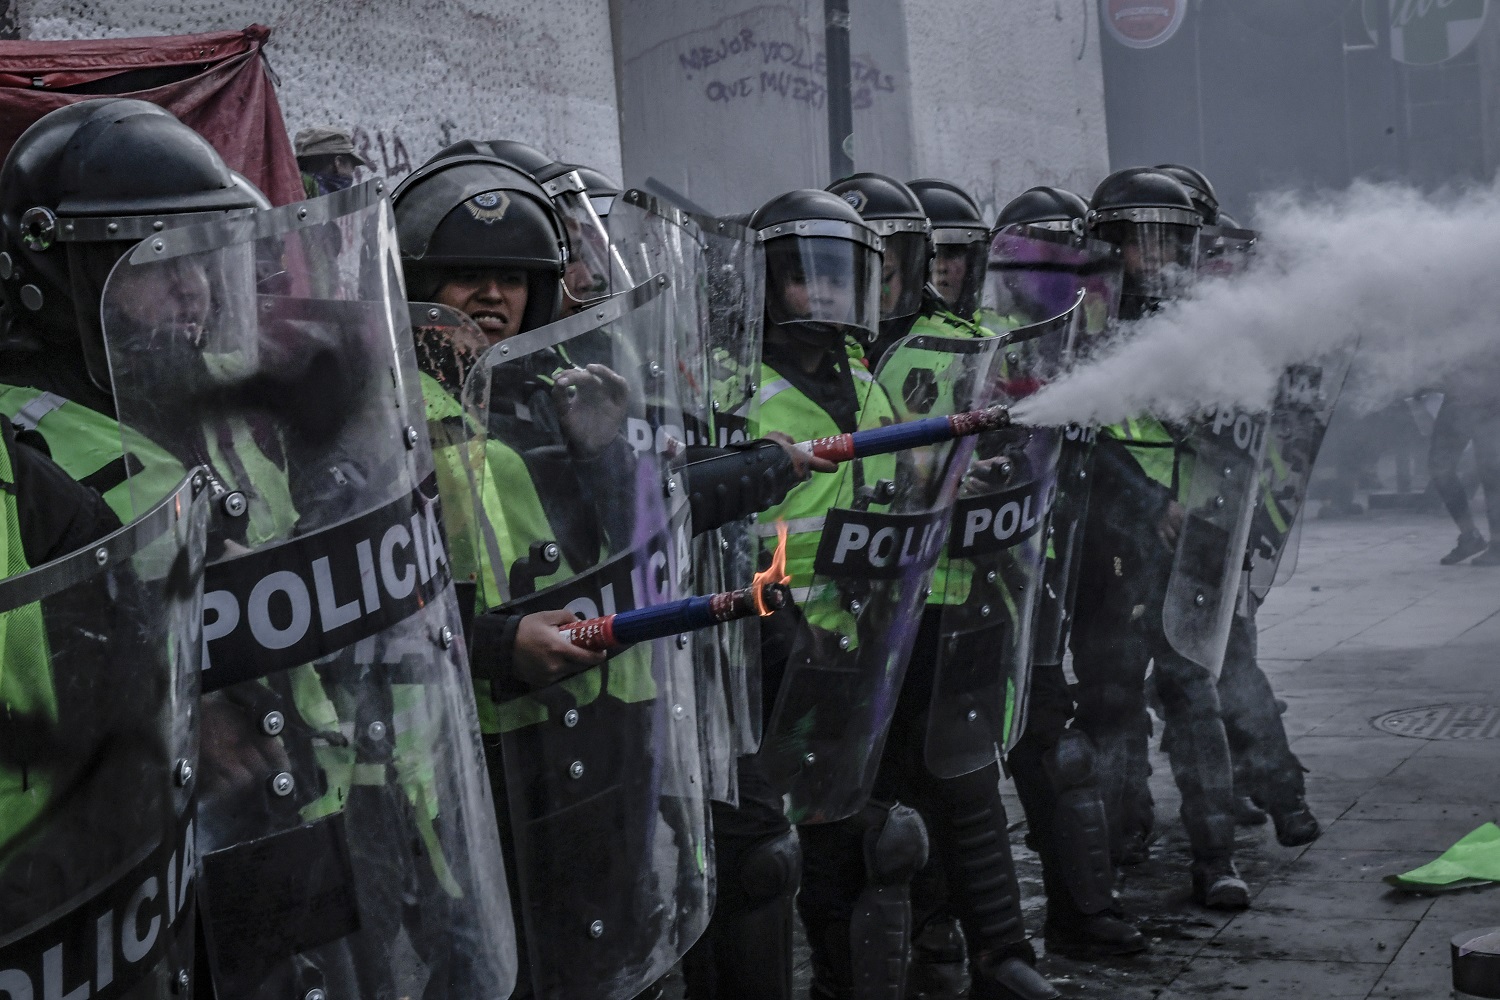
xmin=1363 ymin=0 xmax=1489 ymax=65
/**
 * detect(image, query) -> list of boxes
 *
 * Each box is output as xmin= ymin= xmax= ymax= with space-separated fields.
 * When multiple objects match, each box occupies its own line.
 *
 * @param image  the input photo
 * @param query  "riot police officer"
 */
xmin=988 ymin=185 xmax=1149 ymax=959
xmin=907 ymin=178 xmax=989 ymax=321
xmin=1071 ymin=167 xmax=1251 ymax=909
xmin=777 ymin=175 xmax=1058 ymax=1000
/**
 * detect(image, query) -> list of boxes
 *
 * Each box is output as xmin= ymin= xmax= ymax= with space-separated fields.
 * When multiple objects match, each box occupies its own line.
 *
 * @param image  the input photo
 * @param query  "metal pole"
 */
xmin=825 ymin=0 xmax=855 ymax=180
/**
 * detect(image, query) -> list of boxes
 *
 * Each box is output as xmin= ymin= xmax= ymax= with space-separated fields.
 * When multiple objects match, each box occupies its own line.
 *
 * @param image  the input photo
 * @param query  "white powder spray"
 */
xmin=1014 ymin=181 xmax=1500 ymax=427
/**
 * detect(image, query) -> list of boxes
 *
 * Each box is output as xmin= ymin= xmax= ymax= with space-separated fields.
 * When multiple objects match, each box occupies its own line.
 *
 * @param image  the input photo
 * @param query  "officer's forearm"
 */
xmin=468 ymin=610 xmax=530 ymax=702
xmin=684 ymin=439 xmax=798 ymax=534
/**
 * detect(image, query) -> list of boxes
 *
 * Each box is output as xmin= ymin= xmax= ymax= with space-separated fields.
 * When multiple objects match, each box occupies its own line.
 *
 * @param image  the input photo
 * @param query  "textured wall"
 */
xmin=613 ymin=0 xmax=915 ymax=216
xmin=19 ymin=0 xmax=623 ymax=182
xmin=901 ymin=0 xmax=1111 ymax=219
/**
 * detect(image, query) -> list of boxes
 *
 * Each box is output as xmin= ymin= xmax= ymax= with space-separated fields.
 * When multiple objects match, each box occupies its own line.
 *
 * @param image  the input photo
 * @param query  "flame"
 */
xmin=752 ymin=520 xmax=791 ymax=616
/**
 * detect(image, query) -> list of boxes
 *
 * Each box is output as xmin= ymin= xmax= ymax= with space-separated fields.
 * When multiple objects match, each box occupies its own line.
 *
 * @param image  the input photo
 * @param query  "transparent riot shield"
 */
xmin=101 ymin=182 xmax=518 ymax=1000
xmin=462 ymin=274 xmax=714 ymax=1000
xmin=690 ymin=206 xmax=768 ymax=755
xmin=1163 ymin=408 xmax=1269 ymax=676
xmin=986 ymin=223 xmax=1123 ymax=353
xmin=0 ymin=472 xmax=207 ymax=999
xmin=925 ymin=300 xmax=1078 ymax=777
xmin=409 ymin=301 xmax=502 ymax=618
xmin=759 ymin=332 xmax=1002 ymax=824
xmin=984 ymin=225 xmax=1122 ymax=670
xmin=1249 ymin=352 xmax=1353 ymax=599
xmin=608 ymin=192 xmax=740 ymax=803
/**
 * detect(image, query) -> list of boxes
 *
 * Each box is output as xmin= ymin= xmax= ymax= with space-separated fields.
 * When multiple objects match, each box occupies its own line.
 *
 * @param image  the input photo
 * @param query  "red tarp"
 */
xmin=0 ymin=25 xmax=303 ymax=206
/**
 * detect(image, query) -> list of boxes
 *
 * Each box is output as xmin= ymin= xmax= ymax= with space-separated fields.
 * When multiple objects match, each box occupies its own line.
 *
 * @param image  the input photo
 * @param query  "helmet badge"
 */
xmin=465 ymin=191 xmax=512 ymax=224
xmin=842 ymin=190 xmax=867 ymax=213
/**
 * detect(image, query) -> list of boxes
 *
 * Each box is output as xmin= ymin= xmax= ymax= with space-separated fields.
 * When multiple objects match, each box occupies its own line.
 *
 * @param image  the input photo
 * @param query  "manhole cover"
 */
xmin=1372 ymin=704 xmax=1500 ymax=740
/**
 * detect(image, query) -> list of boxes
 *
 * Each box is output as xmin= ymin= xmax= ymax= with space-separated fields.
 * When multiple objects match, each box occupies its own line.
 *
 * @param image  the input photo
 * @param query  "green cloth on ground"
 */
xmin=1386 ymin=822 xmax=1500 ymax=892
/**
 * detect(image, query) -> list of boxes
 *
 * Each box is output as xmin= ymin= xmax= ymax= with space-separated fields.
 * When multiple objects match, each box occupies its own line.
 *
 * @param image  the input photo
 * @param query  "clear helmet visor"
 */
xmin=764 ymin=234 xmax=882 ymax=341
xmin=1097 ymin=220 xmax=1199 ymax=303
xmin=930 ymin=235 xmax=988 ymax=316
xmin=555 ymin=188 xmax=633 ymax=309
xmin=879 ymin=230 xmax=929 ymax=321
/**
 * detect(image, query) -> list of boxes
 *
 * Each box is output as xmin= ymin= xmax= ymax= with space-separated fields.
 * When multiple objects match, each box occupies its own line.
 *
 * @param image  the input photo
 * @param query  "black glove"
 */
xmin=683 ymin=439 xmax=799 ymax=534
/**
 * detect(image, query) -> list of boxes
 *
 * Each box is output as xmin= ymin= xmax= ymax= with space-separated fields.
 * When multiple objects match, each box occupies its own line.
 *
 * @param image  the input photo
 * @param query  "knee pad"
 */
xmin=1046 ymin=730 xmax=1097 ymax=792
xmin=864 ymin=802 xmax=930 ymax=887
xmin=740 ymin=828 xmax=802 ymax=906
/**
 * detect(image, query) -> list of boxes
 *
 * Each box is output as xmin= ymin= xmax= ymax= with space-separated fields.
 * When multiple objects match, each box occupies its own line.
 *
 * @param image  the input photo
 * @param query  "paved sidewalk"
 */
xmin=1028 ymin=508 xmax=1500 ymax=998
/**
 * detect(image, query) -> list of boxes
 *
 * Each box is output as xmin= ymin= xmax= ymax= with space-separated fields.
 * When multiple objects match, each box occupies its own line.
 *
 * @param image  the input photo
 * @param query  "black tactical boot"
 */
xmin=1441 ymin=530 xmax=1487 ymax=564
xmin=1232 ymin=794 xmax=1269 ymax=826
xmin=906 ymin=918 xmax=966 ymax=1000
xmin=1270 ymin=802 xmax=1321 ymax=847
xmin=968 ymin=955 xmax=1060 ymax=1000
xmin=1190 ymin=857 xmax=1250 ymax=910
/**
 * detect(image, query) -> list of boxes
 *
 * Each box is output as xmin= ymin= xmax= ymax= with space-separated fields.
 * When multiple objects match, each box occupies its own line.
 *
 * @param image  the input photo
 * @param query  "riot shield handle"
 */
xmin=509 ymin=539 xmax=562 ymax=598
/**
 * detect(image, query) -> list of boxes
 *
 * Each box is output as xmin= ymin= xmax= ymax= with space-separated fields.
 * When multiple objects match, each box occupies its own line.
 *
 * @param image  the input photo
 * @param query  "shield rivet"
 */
xmin=404 ymin=425 xmax=419 ymax=449
xmin=261 ymin=711 xmax=285 ymax=736
xmin=1006 ymin=353 xmax=1020 ymax=366
xmin=428 ymin=307 xmax=441 ymax=321
xmin=297 ymin=207 xmax=309 ymax=220
xmin=173 ymin=970 xmax=190 ymax=994
xmin=306 ymin=990 xmax=326 ymax=1000
xmin=665 ymin=478 xmax=677 ymax=496
xmin=672 ymin=704 xmax=685 ymax=719
xmin=837 ymin=634 xmax=851 ymax=651
xmin=720 ymin=536 xmax=729 ymax=551
xmin=1223 ymin=465 xmax=1233 ymax=477
xmin=94 ymin=546 xmax=109 ymax=565
xmin=569 ymin=760 xmax=585 ymax=779
xmin=649 ymin=362 xmax=663 ymax=378
xmin=152 ymin=239 xmax=165 ymax=253
xmin=367 ymin=720 xmax=387 ymax=741
xmin=1047 ymin=525 xmax=1055 ymax=538
xmin=1194 ymin=592 xmax=1207 ymax=607
xmin=676 ymin=633 xmax=689 ymax=649
xmin=439 ymin=625 xmax=455 ymax=649
xmin=980 ymin=605 xmax=992 ymax=617
xmin=174 ymin=759 xmax=194 ymax=786
xmin=153 ymin=220 xmax=166 ymax=232
xmin=1078 ymin=470 xmax=1089 ymax=481
xmin=804 ymin=752 xmax=817 ymax=765
xmin=848 ymin=599 xmax=862 ymax=614
xmin=222 ymin=491 xmax=248 ymax=517
xmin=1214 ymin=495 xmax=1225 ymax=509
xmin=920 ymin=585 xmax=932 ymax=600
xmin=563 ymin=709 xmax=580 ymax=728
xmin=269 ymin=772 xmax=295 ymax=797
xmin=106 ymin=222 xmax=119 ymax=235
xmin=967 ymin=709 xmax=979 ymax=723
xmin=589 ymin=919 xmax=606 ymax=939
xmin=986 ymin=570 xmax=998 ymax=583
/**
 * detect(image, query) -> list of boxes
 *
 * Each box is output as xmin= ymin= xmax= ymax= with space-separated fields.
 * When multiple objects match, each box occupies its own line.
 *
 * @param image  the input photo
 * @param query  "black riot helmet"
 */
xmin=565 ymin=163 xmax=622 ymax=221
xmin=1155 ymin=163 xmax=1220 ymax=226
xmin=1088 ymin=168 xmax=1201 ymax=319
xmin=391 ymin=153 xmax=568 ymax=335
xmin=995 ymin=186 xmax=1090 ymax=235
xmin=826 ymin=172 xmax=931 ymax=325
xmin=907 ymin=178 xmax=987 ymax=318
xmin=0 ymin=98 xmax=264 ymax=392
xmin=749 ymin=188 xmax=883 ymax=347
xmin=436 ymin=139 xmax=620 ymax=309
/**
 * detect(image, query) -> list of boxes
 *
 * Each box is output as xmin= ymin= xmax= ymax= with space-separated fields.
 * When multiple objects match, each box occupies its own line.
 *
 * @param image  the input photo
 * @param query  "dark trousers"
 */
xmin=1070 ymin=553 xmax=1239 ymax=864
xmin=1429 ymin=394 xmax=1500 ymax=538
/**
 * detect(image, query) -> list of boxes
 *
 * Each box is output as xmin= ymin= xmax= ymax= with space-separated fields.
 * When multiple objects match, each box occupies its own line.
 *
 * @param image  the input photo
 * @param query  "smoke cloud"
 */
xmin=1013 ymin=181 xmax=1500 ymax=427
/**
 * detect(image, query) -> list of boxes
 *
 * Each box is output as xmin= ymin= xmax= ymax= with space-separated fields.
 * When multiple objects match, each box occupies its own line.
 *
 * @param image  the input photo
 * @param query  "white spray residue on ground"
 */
xmin=1014 ymin=181 xmax=1500 ymax=427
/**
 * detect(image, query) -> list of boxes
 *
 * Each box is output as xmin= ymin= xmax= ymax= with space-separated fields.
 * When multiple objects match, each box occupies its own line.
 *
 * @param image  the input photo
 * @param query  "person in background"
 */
xmin=295 ymin=125 xmax=369 ymax=197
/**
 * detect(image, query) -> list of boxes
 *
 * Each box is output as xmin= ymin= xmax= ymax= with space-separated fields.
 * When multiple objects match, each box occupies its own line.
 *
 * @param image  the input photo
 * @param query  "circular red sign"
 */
xmin=1103 ymin=0 xmax=1187 ymax=49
